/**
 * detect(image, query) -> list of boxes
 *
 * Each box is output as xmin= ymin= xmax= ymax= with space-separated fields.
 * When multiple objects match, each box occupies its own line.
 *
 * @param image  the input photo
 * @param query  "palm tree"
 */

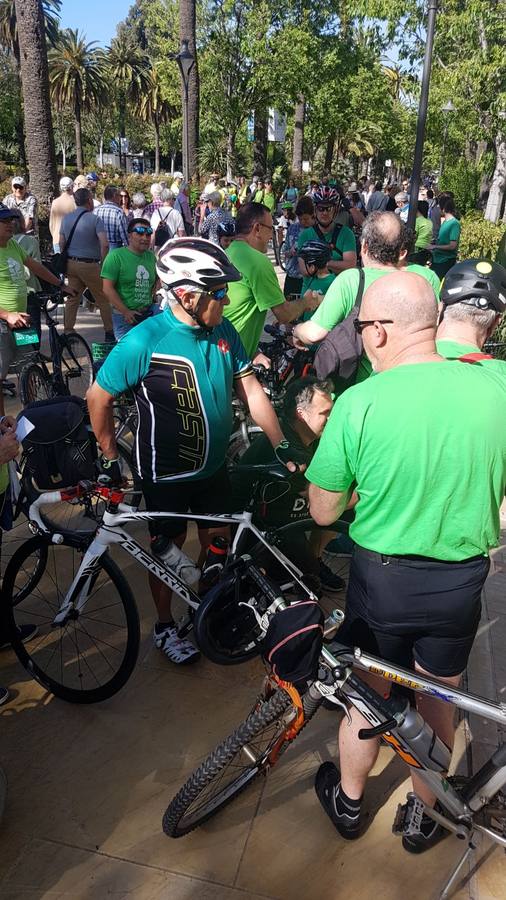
xmin=107 ymin=38 xmax=150 ymax=170
xmin=49 ymin=29 xmax=107 ymax=170
xmin=0 ymin=0 xmax=60 ymax=63
xmin=179 ymin=0 xmax=199 ymax=179
xmin=13 ymin=0 xmax=57 ymax=211
xmin=137 ymin=68 xmax=174 ymax=175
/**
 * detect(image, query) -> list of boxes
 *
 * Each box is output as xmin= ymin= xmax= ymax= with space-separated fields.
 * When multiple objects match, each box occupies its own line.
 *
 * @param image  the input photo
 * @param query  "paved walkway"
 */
xmin=1 ymin=301 xmax=506 ymax=898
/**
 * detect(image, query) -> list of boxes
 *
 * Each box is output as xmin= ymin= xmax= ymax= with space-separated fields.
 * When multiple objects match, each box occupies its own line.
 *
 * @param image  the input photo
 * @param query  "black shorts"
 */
xmin=337 ymin=545 xmax=489 ymax=677
xmin=142 ymin=466 xmax=233 ymax=540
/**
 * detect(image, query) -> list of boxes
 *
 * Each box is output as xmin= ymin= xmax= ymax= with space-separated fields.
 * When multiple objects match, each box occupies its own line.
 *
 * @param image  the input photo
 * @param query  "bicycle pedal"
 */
xmin=392 ymin=797 xmax=425 ymax=836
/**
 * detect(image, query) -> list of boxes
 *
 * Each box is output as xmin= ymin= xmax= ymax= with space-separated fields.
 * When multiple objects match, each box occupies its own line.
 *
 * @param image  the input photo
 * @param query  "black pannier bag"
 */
xmin=19 ymin=396 xmax=96 ymax=493
xmin=262 ymin=600 xmax=325 ymax=684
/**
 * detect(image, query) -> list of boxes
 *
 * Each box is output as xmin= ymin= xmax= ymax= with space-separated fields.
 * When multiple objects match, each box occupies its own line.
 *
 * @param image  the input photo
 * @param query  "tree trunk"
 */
xmin=179 ymin=0 xmax=199 ymax=181
xmin=226 ymin=131 xmax=235 ymax=181
xmin=324 ymin=130 xmax=336 ymax=173
xmin=74 ymin=105 xmax=83 ymax=171
xmin=253 ymin=108 xmax=267 ymax=175
xmin=485 ymin=133 xmax=506 ymax=223
xmin=292 ymin=95 xmax=305 ymax=175
xmin=61 ymin=143 xmax=66 ymax=171
xmin=14 ymin=0 xmax=57 ymax=217
xmin=99 ymin=135 xmax=104 ymax=169
xmin=154 ymin=117 xmax=160 ymax=175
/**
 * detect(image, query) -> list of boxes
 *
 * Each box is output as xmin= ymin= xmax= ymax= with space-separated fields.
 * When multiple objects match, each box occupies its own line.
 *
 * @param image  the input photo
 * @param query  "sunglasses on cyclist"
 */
xmin=206 ymin=287 xmax=228 ymax=300
xmin=353 ymin=318 xmax=394 ymax=334
xmin=131 ymin=226 xmax=153 ymax=235
xmin=316 ymin=205 xmax=334 ymax=212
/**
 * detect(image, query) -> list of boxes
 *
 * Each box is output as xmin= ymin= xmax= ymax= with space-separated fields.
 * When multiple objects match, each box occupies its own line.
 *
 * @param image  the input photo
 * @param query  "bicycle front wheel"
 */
xmin=60 ymin=332 xmax=94 ymax=397
xmin=19 ymin=362 xmax=54 ymax=406
xmin=163 ymin=688 xmax=293 ymax=837
xmin=2 ymin=534 xmax=140 ymax=703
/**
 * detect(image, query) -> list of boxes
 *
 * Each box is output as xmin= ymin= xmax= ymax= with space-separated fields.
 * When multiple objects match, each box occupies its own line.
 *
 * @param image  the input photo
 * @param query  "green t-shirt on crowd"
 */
xmin=415 ymin=216 xmax=433 ymax=250
xmin=301 ymin=271 xmax=336 ymax=322
xmin=101 ymin=248 xmax=156 ymax=310
xmin=224 ymin=239 xmax=284 ymax=357
xmin=306 ymin=360 xmax=506 ymax=560
xmin=432 ymin=217 xmax=461 ymax=264
xmin=297 ymin=224 xmax=356 ymax=262
xmin=407 ymin=263 xmax=441 ymax=297
xmin=0 ymin=239 xmax=28 ymax=312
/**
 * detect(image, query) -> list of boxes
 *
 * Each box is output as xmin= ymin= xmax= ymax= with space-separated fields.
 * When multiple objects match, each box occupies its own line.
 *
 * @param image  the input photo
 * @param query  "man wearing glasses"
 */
xmin=2 ymin=176 xmax=38 ymax=235
xmin=297 ymin=186 xmax=356 ymax=277
xmin=224 ymin=203 xmax=320 ymax=359
xmin=101 ymin=219 xmax=159 ymax=340
xmin=307 ymin=270 xmax=506 ymax=854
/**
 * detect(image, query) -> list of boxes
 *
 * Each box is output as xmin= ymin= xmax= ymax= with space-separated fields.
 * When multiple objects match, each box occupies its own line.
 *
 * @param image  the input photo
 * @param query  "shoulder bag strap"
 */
xmin=64 ymin=208 xmax=88 ymax=255
xmin=356 ymin=268 xmax=366 ymax=310
xmin=458 ymin=352 xmax=494 ymax=363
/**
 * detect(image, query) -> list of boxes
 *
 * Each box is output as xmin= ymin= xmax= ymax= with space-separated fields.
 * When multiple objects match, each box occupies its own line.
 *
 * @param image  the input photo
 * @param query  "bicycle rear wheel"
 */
xmin=60 ymin=332 xmax=94 ymax=398
xmin=19 ymin=363 xmax=54 ymax=406
xmin=2 ymin=534 xmax=140 ymax=703
xmin=163 ymin=686 xmax=323 ymax=837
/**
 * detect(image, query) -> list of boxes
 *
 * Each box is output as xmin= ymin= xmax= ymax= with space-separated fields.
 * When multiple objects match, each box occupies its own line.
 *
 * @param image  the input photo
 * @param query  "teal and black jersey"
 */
xmin=96 ymin=307 xmax=252 ymax=483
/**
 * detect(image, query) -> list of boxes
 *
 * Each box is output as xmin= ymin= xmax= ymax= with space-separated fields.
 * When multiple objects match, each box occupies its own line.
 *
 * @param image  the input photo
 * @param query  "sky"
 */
xmin=59 ymin=0 xmax=129 ymax=46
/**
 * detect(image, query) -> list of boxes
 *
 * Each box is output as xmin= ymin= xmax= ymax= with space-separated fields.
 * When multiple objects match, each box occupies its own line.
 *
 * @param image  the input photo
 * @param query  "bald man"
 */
xmin=293 ymin=212 xmax=440 ymax=386
xmin=306 ymin=271 xmax=506 ymax=854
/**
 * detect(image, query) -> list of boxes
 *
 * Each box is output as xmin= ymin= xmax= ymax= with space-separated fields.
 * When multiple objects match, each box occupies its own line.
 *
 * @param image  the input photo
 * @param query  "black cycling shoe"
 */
xmin=318 ymin=560 xmax=345 ymax=594
xmin=314 ymin=762 xmax=362 ymax=839
xmin=400 ymin=801 xmax=449 ymax=854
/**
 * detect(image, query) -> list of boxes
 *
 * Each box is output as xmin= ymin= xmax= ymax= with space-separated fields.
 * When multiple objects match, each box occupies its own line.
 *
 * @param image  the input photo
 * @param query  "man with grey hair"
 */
xmin=150 ymin=189 xmax=185 ymax=248
xmin=294 ymin=212 xmax=439 ymax=382
xmin=307 ymin=269 xmax=506 ymax=854
xmin=131 ymin=192 xmax=147 ymax=217
xmin=199 ymin=191 xmax=233 ymax=244
xmin=394 ymin=190 xmax=409 ymax=222
xmin=142 ymin=183 xmax=163 ymax=220
xmin=436 ymin=258 xmax=506 ymax=359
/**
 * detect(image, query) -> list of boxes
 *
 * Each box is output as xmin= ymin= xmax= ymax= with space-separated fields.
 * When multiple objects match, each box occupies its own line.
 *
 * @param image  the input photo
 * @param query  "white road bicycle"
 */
xmin=2 ymin=465 xmax=345 ymax=704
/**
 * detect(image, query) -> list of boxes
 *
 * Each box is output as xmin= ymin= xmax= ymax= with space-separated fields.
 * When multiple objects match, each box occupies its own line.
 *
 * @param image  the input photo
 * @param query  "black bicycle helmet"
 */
xmin=440 ymin=258 xmax=506 ymax=313
xmin=156 ymin=236 xmax=241 ymax=290
xmin=298 ymin=240 xmax=332 ymax=270
xmin=217 ymin=220 xmax=236 ymax=237
xmin=312 ymin=185 xmax=340 ymax=207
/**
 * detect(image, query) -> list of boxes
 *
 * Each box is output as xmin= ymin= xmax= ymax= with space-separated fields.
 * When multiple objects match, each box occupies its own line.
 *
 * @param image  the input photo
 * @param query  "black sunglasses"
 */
xmin=316 ymin=205 xmax=335 ymax=212
xmin=353 ymin=318 xmax=394 ymax=334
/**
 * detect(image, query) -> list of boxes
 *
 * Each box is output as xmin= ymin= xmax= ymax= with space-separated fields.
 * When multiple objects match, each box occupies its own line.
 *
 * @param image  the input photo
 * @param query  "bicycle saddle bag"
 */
xmin=18 ymin=395 xmax=96 ymax=493
xmin=262 ymin=600 xmax=324 ymax=685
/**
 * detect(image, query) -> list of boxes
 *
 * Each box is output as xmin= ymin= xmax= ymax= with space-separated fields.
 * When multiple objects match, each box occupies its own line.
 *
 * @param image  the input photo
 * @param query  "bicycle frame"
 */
xmin=27 ymin=488 xmax=318 ymax=625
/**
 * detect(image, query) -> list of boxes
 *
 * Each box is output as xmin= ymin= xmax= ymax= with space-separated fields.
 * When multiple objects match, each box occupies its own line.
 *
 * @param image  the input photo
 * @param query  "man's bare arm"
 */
xmin=308 ymin=483 xmax=351 ymax=525
xmin=86 ymin=382 xmax=117 ymax=459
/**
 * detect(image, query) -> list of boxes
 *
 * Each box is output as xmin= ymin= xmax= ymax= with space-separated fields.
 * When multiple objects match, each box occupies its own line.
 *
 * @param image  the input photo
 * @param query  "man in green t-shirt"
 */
xmin=428 ymin=197 xmax=461 ymax=279
xmin=307 ymin=271 xmax=506 ymax=854
xmin=293 ymin=212 xmax=440 ymax=382
xmin=225 ymin=203 xmax=320 ymax=360
xmin=101 ymin=217 xmax=158 ymax=340
xmin=297 ymin=185 xmax=357 ymax=276
xmin=436 ymin=257 xmax=506 ymax=361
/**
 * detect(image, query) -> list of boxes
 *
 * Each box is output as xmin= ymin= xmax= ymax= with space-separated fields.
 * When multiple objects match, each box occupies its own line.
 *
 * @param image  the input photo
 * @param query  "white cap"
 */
xmin=59 ymin=176 xmax=74 ymax=191
xmin=12 ymin=176 xmax=26 ymax=187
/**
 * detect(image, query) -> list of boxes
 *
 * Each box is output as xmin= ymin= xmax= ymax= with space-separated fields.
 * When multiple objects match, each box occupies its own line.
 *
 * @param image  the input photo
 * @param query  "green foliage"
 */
xmin=49 ymin=30 xmax=107 ymax=114
xmin=440 ymin=160 xmax=480 ymax=216
xmin=458 ymin=214 xmax=506 ymax=261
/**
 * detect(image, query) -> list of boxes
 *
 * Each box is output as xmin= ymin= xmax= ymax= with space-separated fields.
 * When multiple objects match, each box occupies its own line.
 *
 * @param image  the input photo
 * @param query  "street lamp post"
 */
xmin=407 ymin=0 xmax=439 ymax=234
xmin=172 ymin=39 xmax=195 ymax=179
xmin=440 ymin=100 xmax=456 ymax=184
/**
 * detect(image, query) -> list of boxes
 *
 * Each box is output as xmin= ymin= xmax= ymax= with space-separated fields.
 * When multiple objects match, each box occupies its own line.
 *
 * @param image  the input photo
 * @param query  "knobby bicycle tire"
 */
xmin=163 ymin=687 xmax=323 ymax=837
xmin=19 ymin=362 xmax=54 ymax=406
xmin=59 ymin=332 xmax=94 ymax=398
xmin=2 ymin=534 xmax=140 ymax=704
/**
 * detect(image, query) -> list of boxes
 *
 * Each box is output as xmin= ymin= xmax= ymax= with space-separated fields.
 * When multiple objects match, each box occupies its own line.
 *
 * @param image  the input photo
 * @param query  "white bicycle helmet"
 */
xmin=156 ymin=237 xmax=242 ymax=291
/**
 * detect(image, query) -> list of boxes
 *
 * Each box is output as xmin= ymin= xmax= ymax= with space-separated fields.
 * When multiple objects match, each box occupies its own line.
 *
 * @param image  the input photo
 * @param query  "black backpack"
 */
xmin=154 ymin=209 xmax=174 ymax=248
xmin=314 ymin=268 xmax=365 ymax=389
xmin=262 ymin=600 xmax=324 ymax=685
xmin=19 ymin=396 xmax=97 ymax=494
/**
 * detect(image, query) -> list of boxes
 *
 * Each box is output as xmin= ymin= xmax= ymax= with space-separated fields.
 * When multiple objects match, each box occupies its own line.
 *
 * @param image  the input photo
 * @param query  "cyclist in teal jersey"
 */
xmin=87 ymin=238 xmax=306 ymax=665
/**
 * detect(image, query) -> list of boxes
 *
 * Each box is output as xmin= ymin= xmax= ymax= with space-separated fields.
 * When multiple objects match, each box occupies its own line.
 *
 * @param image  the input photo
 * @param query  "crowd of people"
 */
xmin=0 ymin=162 xmax=505 ymax=858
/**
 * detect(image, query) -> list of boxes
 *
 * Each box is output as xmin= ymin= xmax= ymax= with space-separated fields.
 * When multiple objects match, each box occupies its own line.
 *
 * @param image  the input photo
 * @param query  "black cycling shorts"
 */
xmin=337 ymin=545 xmax=490 ymax=678
xmin=142 ymin=466 xmax=233 ymax=540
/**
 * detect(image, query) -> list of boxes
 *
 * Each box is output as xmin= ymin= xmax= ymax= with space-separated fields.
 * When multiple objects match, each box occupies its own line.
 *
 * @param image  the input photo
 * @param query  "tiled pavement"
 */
xmin=1 ymin=304 xmax=506 ymax=899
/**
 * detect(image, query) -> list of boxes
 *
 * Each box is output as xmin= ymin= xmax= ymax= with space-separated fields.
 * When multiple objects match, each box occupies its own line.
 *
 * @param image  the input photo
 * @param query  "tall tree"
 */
xmin=137 ymin=67 xmax=174 ymax=175
xmin=292 ymin=95 xmax=305 ymax=175
xmin=49 ymin=29 xmax=107 ymax=171
xmin=14 ymin=0 xmax=57 ymax=211
xmin=179 ymin=0 xmax=199 ymax=179
xmin=0 ymin=0 xmax=60 ymax=63
xmin=107 ymin=37 xmax=151 ymax=169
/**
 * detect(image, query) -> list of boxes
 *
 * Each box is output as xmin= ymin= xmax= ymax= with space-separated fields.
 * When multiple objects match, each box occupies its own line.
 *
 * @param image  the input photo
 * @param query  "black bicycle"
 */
xmin=18 ymin=290 xmax=94 ymax=405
